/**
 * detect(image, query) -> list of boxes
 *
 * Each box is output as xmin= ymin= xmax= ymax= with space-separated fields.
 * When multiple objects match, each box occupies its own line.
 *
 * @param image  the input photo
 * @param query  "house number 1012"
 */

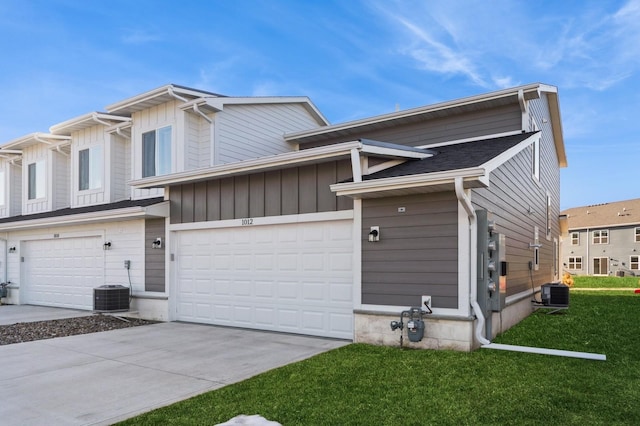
xmin=241 ymin=218 xmax=254 ymax=226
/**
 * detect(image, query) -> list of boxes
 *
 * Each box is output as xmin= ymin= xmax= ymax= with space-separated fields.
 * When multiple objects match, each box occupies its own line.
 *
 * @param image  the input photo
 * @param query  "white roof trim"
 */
xmin=50 ymin=112 xmax=131 ymax=135
xmin=480 ymin=132 xmax=541 ymax=173
xmin=0 ymin=201 xmax=169 ymax=232
xmin=330 ymin=167 xmax=488 ymax=198
xmin=2 ymin=133 xmax=71 ymax=150
xmin=105 ymin=85 xmax=220 ymax=114
xmin=130 ymin=141 xmax=363 ymax=189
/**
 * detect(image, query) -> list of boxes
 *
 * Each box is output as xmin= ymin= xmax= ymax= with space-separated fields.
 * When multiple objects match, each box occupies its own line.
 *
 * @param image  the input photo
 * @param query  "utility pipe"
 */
xmin=455 ymin=177 xmax=490 ymax=345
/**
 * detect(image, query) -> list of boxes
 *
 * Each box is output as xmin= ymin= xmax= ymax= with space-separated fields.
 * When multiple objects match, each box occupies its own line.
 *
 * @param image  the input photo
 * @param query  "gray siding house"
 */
xmin=0 ymin=83 xmax=566 ymax=351
xmin=560 ymin=198 xmax=640 ymax=276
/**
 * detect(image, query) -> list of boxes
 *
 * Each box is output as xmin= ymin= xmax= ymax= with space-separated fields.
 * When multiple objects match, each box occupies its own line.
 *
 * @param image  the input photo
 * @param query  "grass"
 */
xmin=119 ymin=287 xmax=640 ymax=425
xmin=571 ymin=275 xmax=640 ymax=289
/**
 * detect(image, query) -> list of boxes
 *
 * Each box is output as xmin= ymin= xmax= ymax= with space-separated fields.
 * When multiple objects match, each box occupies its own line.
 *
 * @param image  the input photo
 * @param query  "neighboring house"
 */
xmin=560 ymin=198 xmax=640 ymax=277
xmin=0 ymin=82 xmax=566 ymax=351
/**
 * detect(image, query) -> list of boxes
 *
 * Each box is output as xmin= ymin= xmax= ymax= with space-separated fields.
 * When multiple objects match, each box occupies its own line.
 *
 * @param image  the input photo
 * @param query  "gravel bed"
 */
xmin=0 ymin=315 xmax=157 ymax=345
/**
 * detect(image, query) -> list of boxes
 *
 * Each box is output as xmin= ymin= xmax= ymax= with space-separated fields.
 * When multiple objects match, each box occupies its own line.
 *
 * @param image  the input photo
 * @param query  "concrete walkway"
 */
xmin=0 ymin=306 xmax=349 ymax=425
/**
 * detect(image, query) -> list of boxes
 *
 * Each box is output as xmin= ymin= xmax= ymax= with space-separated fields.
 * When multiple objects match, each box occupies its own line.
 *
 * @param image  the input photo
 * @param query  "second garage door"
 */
xmin=23 ymin=236 xmax=104 ymax=310
xmin=175 ymin=219 xmax=354 ymax=339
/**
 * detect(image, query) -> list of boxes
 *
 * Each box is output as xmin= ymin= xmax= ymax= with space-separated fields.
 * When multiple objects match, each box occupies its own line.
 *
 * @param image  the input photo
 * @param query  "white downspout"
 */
xmin=454 ymin=177 xmax=490 ymax=345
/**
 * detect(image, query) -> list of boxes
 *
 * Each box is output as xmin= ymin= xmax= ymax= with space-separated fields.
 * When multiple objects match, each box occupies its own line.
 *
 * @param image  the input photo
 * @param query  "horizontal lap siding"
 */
xmin=217 ymin=104 xmax=322 ymax=164
xmin=472 ymin=109 xmax=561 ymax=296
xmin=362 ymin=193 xmax=458 ymax=308
xmin=170 ymin=160 xmax=353 ymax=224
xmin=303 ymin=104 xmax=522 ymax=149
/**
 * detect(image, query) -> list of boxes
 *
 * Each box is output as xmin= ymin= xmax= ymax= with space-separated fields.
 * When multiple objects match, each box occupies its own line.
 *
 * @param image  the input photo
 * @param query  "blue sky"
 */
xmin=0 ymin=0 xmax=638 ymax=210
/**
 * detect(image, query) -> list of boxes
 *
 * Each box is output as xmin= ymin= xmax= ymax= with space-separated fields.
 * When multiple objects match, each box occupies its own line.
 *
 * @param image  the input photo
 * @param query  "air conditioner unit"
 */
xmin=541 ymin=283 xmax=569 ymax=307
xmin=94 ymin=285 xmax=130 ymax=313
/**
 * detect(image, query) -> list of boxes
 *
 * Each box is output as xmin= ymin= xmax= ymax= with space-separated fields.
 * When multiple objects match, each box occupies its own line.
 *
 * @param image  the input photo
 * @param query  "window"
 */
xmin=571 ymin=232 xmax=580 ymax=245
xmin=0 ymin=170 xmax=4 ymax=206
xmin=593 ymin=257 xmax=609 ymax=275
xmin=531 ymin=139 xmax=540 ymax=180
xmin=142 ymin=126 xmax=172 ymax=178
xmin=631 ymin=256 xmax=639 ymax=270
xmin=568 ymin=256 xmax=582 ymax=270
xmin=593 ymin=229 xmax=609 ymax=244
xmin=78 ymin=146 xmax=103 ymax=190
xmin=28 ymin=161 xmax=45 ymax=200
xmin=635 ymin=228 xmax=640 ymax=243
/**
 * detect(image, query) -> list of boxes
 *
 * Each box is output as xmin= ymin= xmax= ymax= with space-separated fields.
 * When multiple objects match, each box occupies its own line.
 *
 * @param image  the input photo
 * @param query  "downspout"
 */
xmin=55 ymin=145 xmax=69 ymax=158
xmin=454 ymin=177 xmax=490 ymax=345
xmin=167 ymin=86 xmax=189 ymax=103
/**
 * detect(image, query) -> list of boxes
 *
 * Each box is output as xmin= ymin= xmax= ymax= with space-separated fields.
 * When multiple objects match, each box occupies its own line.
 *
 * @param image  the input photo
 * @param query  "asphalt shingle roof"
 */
xmin=364 ymin=132 xmax=536 ymax=180
xmin=561 ymin=198 xmax=640 ymax=229
xmin=0 ymin=197 xmax=165 ymax=224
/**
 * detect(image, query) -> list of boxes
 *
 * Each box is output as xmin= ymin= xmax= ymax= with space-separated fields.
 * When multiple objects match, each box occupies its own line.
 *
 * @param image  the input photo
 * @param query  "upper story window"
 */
xmin=635 ymin=227 xmax=640 ymax=243
xmin=142 ymin=126 xmax=172 ymax=178
xmin=571 ymin=232 xmax=580 ymax=245
xmin=79 ymin=146 xmax=103 ymax=191
xmin=593 ymin=229 xmax=609 ymax=244
xmin=28 ymin=161 xmax=45 ymax=200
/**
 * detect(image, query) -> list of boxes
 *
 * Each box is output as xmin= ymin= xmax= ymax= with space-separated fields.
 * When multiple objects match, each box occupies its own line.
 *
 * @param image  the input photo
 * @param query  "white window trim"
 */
xmin=635 ymin=227 xmax=640 ymax=243
xmin=571 ymin=232 xmax=580 ymax=245
xmin=593 ymin=229 xmax=609 ymax=245
xmin=78 ymin=145 xmax=104 ymax=192
xmin=0 ymin=170 xmax=5 ymax=207
xmin=631 ymin=255 xmax=639 ymax=271
xmin=142 ymin=125 xmax=172 ymax=178
xmin=531 ymin=139 xmax=540 ymax=181
xmin=27 ymin=160 xmax=46 ymax=201
xmin=593 ymin=257 xmax=609 ymax=276
xmin=568 ymin=256 xmax=583 ymax=270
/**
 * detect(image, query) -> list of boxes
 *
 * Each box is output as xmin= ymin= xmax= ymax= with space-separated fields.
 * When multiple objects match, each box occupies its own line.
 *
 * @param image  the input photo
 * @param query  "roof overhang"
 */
xmin=105 ymin=84 xmax=224 ymax=116
xmin=178 ymin=96 xmax=330 ymax=126
xmin=130 ymin=140 xmax=433 ymax=189
xmin=50 ymin=112 xmax=131 ymax=135
xmin=1 ymin=133 xmax=71 ymax=150
xmin=330 ymin=167 xmax=489 ymax=199
xmin=0 ymin=201 xmax=169 ymax=232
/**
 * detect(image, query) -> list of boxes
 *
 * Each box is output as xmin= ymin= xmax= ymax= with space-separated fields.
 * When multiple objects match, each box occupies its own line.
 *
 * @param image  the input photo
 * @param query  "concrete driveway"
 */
xmin=0 ymin=306 xmax=350 ymax=425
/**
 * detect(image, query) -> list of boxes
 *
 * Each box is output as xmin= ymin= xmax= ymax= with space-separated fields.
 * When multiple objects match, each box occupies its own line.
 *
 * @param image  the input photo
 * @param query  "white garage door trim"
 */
xmin=173 ymin=215 xmax=354 ymax=339
xmin=23 ymin=236 xmax=105 ymax=310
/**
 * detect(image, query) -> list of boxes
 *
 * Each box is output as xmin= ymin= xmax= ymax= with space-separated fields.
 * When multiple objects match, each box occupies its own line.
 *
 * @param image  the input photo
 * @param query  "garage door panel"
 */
xmin=176 ymin=220 xmax=353 ymax=339
xmin=24 ymin=237 xmax=104 ymax=310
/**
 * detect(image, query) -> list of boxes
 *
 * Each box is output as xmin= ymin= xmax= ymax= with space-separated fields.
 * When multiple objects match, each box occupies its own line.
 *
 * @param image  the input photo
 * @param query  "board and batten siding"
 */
xmin=361 ymin=192 xmax=459 ymax=309
xmin=145 ymin=218 xmax=166 ymax=292
xmin=111 ymin=133 xmax=130 ymax=202
xmin=215 ymin=104 xmax=322 ymax=164
xmin=302 ymin=104 xmax=522 ymax=149
xmin=71 ymin=125 xmax=108 ymax=207
xmin=52 ymin=150 xmax=70 ymax=211
xmin=170 ymin=160 xmax=353 ymax=224
xmin=472 ymin=139 xmax=560 ymax=296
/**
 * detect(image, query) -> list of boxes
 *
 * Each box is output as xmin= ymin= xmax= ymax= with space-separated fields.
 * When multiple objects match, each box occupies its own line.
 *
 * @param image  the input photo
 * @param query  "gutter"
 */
xmin=455 ymin=177 xmax=490 ymax=345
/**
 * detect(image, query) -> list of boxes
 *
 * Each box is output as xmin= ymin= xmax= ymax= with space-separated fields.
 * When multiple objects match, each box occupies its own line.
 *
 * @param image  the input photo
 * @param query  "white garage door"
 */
xmin=175 ymin=220 xmax=354 ymax=339
xmin=23 ymin=237 xmax=104 ymax=310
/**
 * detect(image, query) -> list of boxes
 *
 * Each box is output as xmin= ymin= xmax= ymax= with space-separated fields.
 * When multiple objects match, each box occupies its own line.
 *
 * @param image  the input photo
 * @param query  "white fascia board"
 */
xmin=193 ymin=96 xmax=329 ymax=125
xmin=330 ymin=168 xmax=487 ymax=197
xmin=2 ymin=133 xmax=71 ymax=150
xmin=50 ymin=112 xmax=131 ymax=135
xmin=130 ymin=141 xmax=364 ymax=189
xmin=0 ymin=202 xmax=169 ymax=232
xmin=105 ymin=85 xmax=214 ymax=114
xmin=480 ymin=133 xmax=541 ymax=173
xmin=417 ymin=130 xmax=523 ymax=149
xmin=360 ymin=144 xmax=433 ymax=159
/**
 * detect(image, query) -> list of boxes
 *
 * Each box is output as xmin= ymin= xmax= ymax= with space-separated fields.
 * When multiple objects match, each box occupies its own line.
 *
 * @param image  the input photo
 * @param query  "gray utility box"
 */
xmin=93 ymin=285 xmax=130 ymax=312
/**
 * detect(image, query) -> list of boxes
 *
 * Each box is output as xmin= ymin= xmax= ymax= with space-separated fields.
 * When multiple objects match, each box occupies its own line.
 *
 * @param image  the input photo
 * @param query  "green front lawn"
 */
xmin=572 ymin=275 xmax=640 ymax=288
xmin=120 ymin=290 xmax=640 ymax=425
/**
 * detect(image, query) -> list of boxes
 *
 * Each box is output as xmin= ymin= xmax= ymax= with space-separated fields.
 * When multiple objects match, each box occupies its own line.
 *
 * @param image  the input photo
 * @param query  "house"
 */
xmin=0 ymin=83 xmax=566 ymax=351
xmin=560 ymin=198 xmax=640 ymax=277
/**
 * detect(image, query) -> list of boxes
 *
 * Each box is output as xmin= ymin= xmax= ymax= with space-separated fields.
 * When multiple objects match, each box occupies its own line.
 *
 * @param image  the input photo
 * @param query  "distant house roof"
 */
xmin=561 ymin=198 xmax=640 ymax=230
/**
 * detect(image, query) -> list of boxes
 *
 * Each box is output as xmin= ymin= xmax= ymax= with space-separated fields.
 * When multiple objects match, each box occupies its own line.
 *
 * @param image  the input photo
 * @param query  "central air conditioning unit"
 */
xmin=541 ymin=283 xmax=570 ymax=307
xmin=94 ymin=285 xmax=130 ymax=313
